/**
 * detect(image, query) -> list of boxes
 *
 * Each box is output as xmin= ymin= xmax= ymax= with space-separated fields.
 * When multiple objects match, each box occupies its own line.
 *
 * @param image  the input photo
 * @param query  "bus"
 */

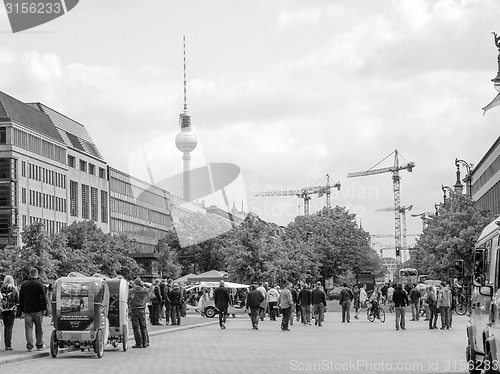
xmin=395 ymin=268 xmax=418 ymax=285
xmin=466 ymin=216 xmax=500 ymax=373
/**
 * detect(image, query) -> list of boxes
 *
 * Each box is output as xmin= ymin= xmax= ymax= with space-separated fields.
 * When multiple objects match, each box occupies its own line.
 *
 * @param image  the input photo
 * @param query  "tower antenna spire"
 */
xmin=183 ymin=35 xmax=188 ymax=113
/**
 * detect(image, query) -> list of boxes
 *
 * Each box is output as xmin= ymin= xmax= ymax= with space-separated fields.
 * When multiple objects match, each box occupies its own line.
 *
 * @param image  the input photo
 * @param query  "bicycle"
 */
xmin=367 ymin=300 xmax=386 ymax=323
xmin=455 ymin=294 xmax=470 ymax=316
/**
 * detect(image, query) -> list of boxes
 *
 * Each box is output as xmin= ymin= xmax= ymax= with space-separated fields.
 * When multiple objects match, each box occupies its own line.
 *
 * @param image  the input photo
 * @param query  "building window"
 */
xmin=68 ymin=155 xmax=75 ymax=168
xmin=99 ymin=167 xmax=106 ymax=179
xmin=22 ymin=161 xmax=25 ymax=177
xmin=70 ymin=180 xmax=78 ymax=217
xmin=0 ymin=127 xmax=6 ymax=144
xmin=80 ymin=160 xmax=87 ymax=172
xmin=82 ymin=184 xmax=89 ymax=219
xmin=21 ymin=188 xmax=26 ymax=204
xmin=89 ymin=164 xmax=95 ymax=175
xmin=101 ymin=190 xmax=108 ymax=223
xmin=91 ymin=187 xmax=98 ymax=221
xmin=22 ymin=214 xmax=26 ymax=229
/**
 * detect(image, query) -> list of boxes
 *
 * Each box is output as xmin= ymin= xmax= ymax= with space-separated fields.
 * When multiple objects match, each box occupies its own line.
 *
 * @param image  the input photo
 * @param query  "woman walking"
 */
xmin=1 ymin=275 xmax=19 ymax=350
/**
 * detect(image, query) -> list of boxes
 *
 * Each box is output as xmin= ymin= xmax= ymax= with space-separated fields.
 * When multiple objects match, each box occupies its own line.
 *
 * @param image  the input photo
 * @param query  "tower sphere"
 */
xmin=175 ymin=130 xmax=198 ymax=152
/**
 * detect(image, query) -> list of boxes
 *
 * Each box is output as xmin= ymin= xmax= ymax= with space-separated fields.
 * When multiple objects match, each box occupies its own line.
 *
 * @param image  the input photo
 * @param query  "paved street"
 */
xmin=0 ymin=307 xmax=470 ymax=374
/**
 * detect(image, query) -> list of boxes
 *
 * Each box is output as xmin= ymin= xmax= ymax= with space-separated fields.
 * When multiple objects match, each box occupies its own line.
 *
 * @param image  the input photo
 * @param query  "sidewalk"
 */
xmin=0 ymin=310 xmax=217 ymax=366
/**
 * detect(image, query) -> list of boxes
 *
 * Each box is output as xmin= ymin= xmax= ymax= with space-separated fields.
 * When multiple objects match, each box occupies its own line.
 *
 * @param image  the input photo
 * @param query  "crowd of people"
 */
xmin=0 ymin=271 xmax=462 ymax=352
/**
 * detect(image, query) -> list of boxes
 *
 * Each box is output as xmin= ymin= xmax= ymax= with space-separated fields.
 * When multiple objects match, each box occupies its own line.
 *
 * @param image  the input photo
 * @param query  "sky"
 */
xmin=0 ymin=0 xmax=499 ymax=258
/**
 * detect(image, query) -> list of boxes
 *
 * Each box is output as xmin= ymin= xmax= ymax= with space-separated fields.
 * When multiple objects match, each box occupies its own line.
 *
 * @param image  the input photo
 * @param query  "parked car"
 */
xmin=328 ymin=287 xmax=343 ymax=300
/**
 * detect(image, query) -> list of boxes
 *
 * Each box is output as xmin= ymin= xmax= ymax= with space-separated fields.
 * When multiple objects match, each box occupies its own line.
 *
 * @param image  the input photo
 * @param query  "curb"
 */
xmin=0 ymin=320 xmax=218 ymax=367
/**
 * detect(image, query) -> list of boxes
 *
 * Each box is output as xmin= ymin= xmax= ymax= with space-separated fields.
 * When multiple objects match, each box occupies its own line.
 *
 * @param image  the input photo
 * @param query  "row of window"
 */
xmin=22 ymin=215 xmax=66 ymax=234
xmin=109 ymin=179 xmax=169 ymax=208
xmin=67 ymin=155 xmax=106 ymax=178
xmin=110 ymin=219 xmax=168 ymax=241
xmin=23 ymin=188 xmax=67 ymax=212
xmin=11 ymin=127 xmax=66 ymax=164
xmin=110 ymin=198 xmax=170 ymax=226
xmin=69 ymin=180 xmax=108 ymax=223
xmin=22 ymin=161 xmax=66 ymax=189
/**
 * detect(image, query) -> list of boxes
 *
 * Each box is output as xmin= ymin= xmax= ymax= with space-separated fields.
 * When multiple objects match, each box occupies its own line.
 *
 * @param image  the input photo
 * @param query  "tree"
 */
xmin=156 ymin=236 xmax=182 ymax=279
xmin=285 ymin=206 xmax=383 ymax=284
xmin=409 ymin=194 xmax=493 ymax=281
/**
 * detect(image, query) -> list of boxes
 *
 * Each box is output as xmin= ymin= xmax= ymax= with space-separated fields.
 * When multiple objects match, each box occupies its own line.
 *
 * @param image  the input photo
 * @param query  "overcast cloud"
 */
xmin=0 ymin=0 xmax=499 ymax=256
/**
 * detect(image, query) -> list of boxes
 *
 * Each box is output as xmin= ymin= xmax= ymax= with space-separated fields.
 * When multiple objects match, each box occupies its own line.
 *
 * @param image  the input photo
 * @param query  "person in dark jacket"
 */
xmin=19 ymin=268 xmax=48 ymax=352
xmin=393 ymin=284 xmax=410 ymax=331
xmin=311 ymin=282 xmax=327 ymax=326
xmin=339 ymin=283 xmax=354 ymax=323
xmin=298 ymin=284 xmax=312 ymax=325
xmin=213 ymin=280 xmax=231 ymax=329
xmin=169 ymin=282 xmax=183 ymax=325
xmin=246 ymin=284 xmax=264 ymax=330
xmin=128 ymin=277 xmax=150 ymax=348
xmin=150 ymin=278 xmax=163 ymax=325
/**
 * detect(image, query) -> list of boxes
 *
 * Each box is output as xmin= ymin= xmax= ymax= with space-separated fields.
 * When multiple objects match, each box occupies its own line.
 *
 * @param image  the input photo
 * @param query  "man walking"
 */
xmin=213 ymin=280 xmax=230 ymax=329
xmin=393 ymin=284 xmax=409 ymax=331
xmin=128 ymin=277 xmax=150 ymax=348
xmin=439 ymin=282 xmax=452 ymax=330
xmin=409 ymin=283 xmax=421 ymax=321
xmin=246 ymin=284 xmax=264 ymax=330
xmin=339 ymin=283 xmax=354 ymax=323
xmin=19 ymin=268 xmax=48 ymax=352
xmin=279 ymin=282 xmax=293 ymax=331
xmin=298 ymin=284 xmax=312 ymax=324
xmin=257 ymin=282 xmax=267 ymax=321
xmin=311 ymin=282 xmax=327 ymax=326
xmin=265 ymin=285 xmax=279 ymax=321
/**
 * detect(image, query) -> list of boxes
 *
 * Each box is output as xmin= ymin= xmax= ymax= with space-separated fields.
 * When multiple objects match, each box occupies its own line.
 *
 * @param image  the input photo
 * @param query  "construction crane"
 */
xmin=255 ymin=174 xmax=341 ymax=215
xmin=348 ymin=149 xmax=415 ymax=264
xmin=411 ymin=211 xmax=434 ymax=230
xmin=375 ymin=205 xmax=413 ymax=251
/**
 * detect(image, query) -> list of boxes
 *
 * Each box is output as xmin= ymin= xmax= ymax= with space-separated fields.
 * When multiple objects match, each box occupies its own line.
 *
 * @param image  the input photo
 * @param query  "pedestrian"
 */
xmin=265 ymin=285 xmax=279 ymax=321
xmin=387 ymin=283 xmax=395 ymax=313
xmin=354 ymin=284 xmax=367 ymax=319
xmin=289 ymin=283 xmax=298 ymax=325
xmin=128 ymin=277 xmax=150 ymax=348
xmin=311 ymin=281 xmax=327 ymax=326
xmin=381 ymin=283 xmax=388 ymax=305
xmin=279 ymin=282 xmax=293 ymax=331
xmin=245 ymin=284 xmax=264 ymax=330
xmin=163 ymin=278 xmax=172 ymax=325
xmin=298 ymin=284 xmax=312 ymax=325
xmin=426 ymin=285 xmax=438 ymax=329
xmin=339 ymin=283 xmax=354 ymax=323
xmin=353 ymin=285 xmax=360 ymax=313
xmin=257 ymin=282 xmax=267 ymax=321
xmin=159 ymin=278 xmax=167 ymax=321
xmin=18 ymin=268 xmax=48 ymax=352
xmin=213 ymin=280 xmax=230 ymax=329
xmin=1 ymin=275 xmax=19 ymax=350
xmin=439 ymin=282 xmax=452 ymax=330
xmin=409 ymin=283 xmax=421 ymax=321
xmin=169 ymin=282 xmax=183 ymax=325
xmin=393 ymin=284 xmax=409 ymax=331
xmin=150 ymin=278 xmax=163 ymax=325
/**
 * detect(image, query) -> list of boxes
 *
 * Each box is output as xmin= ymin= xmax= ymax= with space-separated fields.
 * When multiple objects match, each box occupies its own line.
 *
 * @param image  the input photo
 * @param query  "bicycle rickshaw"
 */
xmin=106 ymin=277 xmax=129 ymax=351
xmin=50 ymin=275 xmax=110 ymax=358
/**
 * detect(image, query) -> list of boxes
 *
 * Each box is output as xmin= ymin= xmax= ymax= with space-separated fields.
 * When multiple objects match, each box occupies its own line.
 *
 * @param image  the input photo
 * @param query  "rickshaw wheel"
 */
xmin=95 ymin=329 xmax=104 ymax=358
xmin=122 ymin=324 xmax=128 ymax=352
xmin=50 ymin=330 xmax=58 ymax=358
xmin=204 ymin=306 xmax=216 ymax=318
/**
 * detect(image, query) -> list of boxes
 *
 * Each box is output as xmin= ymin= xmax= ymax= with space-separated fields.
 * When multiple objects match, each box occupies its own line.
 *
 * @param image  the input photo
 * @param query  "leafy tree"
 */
xmin=156 ymin=236 xmax=182 ymax=279
xmin=408 ymin=194 xmax=493 ymax=281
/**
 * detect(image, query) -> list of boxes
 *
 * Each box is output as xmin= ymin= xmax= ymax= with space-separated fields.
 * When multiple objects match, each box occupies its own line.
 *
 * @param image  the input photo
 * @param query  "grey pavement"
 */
xmin=0 ymin=305 xmax=470 ymax=374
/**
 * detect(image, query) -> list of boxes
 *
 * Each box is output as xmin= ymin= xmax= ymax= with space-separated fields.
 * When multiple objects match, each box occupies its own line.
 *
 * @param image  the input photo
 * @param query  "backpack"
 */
xmin=1 ymin=288 xmax=16 ymax=311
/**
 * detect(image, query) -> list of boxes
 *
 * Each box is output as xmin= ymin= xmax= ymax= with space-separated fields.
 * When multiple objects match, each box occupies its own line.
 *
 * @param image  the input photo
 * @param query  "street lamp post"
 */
xmin=442 ymin=185 xmax=455 ymax=204
xmin=455 ymin=158 xmax=473 ymax=198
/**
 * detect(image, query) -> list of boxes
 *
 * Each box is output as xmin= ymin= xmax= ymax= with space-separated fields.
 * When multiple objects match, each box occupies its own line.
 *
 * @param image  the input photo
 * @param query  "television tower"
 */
xmin=175 ymin=36 xmax=198 ymax=201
